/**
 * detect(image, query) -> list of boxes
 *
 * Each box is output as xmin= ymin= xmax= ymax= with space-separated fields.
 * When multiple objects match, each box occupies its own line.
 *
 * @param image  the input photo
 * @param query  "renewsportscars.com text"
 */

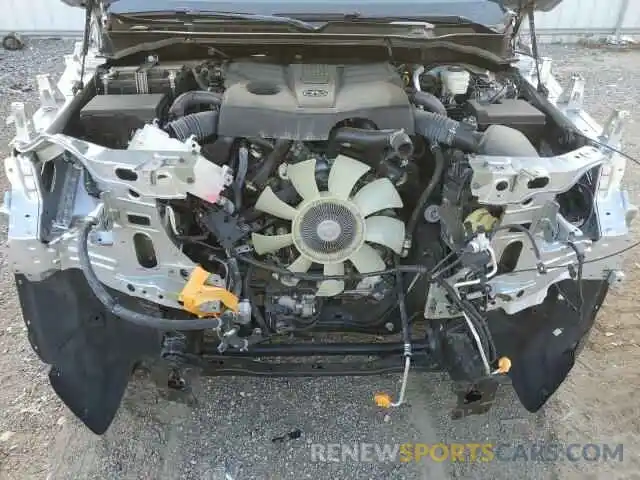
xmin=310 ymin=443 xmax=624 ymax=463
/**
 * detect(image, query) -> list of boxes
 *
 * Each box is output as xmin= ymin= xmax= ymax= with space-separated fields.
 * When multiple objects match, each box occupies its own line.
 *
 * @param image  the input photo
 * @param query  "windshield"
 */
xmin=111 ymin=1 xmax=507 ymax=26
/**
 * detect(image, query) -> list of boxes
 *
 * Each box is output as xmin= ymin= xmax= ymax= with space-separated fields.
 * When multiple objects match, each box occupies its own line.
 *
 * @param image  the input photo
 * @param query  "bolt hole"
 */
xmin=180 ymin=269 xmax=190 ymax=279
xmin=128 ymin=214 xmax=151 ymax=226
xmin=127 ymin=284 xmax=135 ymax=292
xmin=496 ymin=181 xmax=509 ymax=191
xmin=115 ymin=168 xmax=138 ymax=181
xmin=527 ymin=177 xmax=549 ymax=189
xmin=134 ymin=233 xmax=157 ymax=268
xmin=128 ymin=189 xmax=140 ymax=199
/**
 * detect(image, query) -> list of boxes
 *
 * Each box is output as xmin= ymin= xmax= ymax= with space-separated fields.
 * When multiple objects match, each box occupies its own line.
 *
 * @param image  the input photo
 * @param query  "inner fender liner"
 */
xmin=494 ymin=279 xmax=608 ymax=412
xmin=15 ymin=269 xmax=161 ymax=434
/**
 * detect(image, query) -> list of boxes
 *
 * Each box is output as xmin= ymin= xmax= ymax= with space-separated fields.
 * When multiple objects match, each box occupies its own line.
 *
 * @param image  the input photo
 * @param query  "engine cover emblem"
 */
xmin=302 ymin=88 xmax=329 ymax=97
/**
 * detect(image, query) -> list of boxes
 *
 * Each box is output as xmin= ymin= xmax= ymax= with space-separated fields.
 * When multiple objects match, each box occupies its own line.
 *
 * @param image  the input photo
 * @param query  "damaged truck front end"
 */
xmin=2 ymin=0 xmax=636 ymax=433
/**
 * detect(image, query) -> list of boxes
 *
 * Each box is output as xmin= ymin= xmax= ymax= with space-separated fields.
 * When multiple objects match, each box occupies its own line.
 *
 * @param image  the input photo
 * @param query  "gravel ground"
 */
xmin=0 ymin=39 xmax=638 ymax=480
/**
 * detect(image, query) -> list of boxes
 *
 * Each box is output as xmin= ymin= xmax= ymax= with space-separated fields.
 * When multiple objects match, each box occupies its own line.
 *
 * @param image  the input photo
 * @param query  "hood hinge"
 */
xmin=74 ymin=0 xmax=110 ymax=93
xmin=527 ymin=4 xmax=548 ymax=97
xmin=511 ymin=1 xmax=548 ymax=97
xmin=73 ymin=0 xmax=94 ymax=93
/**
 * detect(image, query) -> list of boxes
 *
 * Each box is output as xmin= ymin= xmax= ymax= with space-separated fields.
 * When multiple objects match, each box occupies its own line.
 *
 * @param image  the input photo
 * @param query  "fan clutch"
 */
xmin=251 ymin=155 xmax=405 ymax=296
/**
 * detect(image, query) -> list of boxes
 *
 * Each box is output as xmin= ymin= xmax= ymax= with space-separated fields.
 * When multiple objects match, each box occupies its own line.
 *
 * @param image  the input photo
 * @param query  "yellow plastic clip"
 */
xmin=178 ymin=265 xmax=239 ymax=318
xmin=496 ymin=356 xmax=512 ymax=374
xmin=374 ymin=392 xmax=392 ymax=409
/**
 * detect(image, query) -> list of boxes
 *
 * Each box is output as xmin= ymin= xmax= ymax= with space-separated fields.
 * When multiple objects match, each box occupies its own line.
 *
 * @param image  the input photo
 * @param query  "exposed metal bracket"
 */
xmin=15 ymin=126 xmax=232 ymax=203
xmin=558 ymin=74 xmax=585 ymax=111
xmin=469 ymin=146 xmax=606 ymax=205
xmin=424 ymin=282 xmax=460 ymax=319
xmin=600 ymin=109 xmax=630 ymax=146
xmin=36 ymin=74 xmax=63 ymax=111
xmin=488 ymin=268 xmax=572 ymax=315
xmin=7 ymin=102 xmax=33 ymax=144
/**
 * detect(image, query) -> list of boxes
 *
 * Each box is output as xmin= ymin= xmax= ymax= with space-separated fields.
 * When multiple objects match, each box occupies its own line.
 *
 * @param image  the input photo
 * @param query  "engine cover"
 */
xmin=217 ymin=62 xmax=414 ymax=140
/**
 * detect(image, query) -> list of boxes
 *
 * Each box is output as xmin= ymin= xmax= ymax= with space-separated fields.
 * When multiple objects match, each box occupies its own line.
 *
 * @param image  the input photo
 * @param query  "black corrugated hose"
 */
xmin=78 ymin=213 xmax=223 ymax=330
xmin=406 ymin=143 xmax=446 ymax=238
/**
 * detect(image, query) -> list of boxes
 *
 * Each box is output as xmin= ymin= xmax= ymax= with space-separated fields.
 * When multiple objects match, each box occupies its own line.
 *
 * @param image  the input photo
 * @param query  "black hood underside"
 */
xmin=62 ymin=0 xmax=562 ymax=24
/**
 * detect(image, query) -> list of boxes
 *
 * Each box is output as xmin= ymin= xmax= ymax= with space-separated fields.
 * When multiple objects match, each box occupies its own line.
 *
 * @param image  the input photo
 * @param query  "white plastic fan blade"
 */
xmin=254 ymin=186 xmax=298 ymax=220
xmin=348 ymin=243 xmax=386 ymax=273
xmin=251 ymin=233 xmax=294 ymax=255
xmin=328 ymin=155 xmax=371 ymax=200
xmin=287 ymin=159 xmax=320 ymax=201
xmin=288 ymin=255 xmax=313 ymax=274
xmin=286 ymin=254 xmax=313 ymax=286
xmin=365 ymin=216 xmax=405 ymax=254
xmin=351 ymin=178 xmax=403 ymax=217
xmin=316 ymin=262 xmax=345 ymax=297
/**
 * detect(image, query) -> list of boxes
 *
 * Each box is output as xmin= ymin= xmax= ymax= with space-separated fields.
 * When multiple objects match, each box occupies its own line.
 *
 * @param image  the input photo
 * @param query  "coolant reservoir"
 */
xmin=128 ymin=123 xmax=232 ymax=204
xmin=441 ymin=67 xmax=471 ymax=96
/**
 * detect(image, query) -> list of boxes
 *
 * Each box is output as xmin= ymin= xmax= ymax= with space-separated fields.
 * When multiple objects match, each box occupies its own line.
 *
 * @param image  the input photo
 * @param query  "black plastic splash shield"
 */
xmin=15 ymin=267 xmax=608 ymax=433
xmin=15 ymin=269 xmax=161 ymax=434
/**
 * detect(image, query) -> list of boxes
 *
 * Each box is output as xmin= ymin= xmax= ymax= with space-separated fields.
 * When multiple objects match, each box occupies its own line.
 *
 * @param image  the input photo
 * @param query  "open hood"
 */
xmin=59 ymin=0 xmax=563 ymax=60
xmin=498 ymin=0 xmax=563 ymax=11
xmin=61 ymin=0 xmax=563 ymax=13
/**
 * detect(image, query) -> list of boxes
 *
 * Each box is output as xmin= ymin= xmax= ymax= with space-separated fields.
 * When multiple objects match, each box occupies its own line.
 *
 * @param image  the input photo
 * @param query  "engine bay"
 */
xmin=69 ymin=58 xmax=560 ymax=331
xmin=3 ymin=49 xmax=635 ymax=422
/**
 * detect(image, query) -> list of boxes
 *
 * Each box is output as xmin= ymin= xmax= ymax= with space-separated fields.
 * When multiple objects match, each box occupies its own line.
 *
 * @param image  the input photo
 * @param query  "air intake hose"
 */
xmin=330 ymin=127 xmax=414 ymax=158
xmin=164 ymin=110 xmax=219 ymax=141
xmin=169 ymin=90 xmax=223 ymax=117
xmin=413 ymin=109 xmax=481 ymax=153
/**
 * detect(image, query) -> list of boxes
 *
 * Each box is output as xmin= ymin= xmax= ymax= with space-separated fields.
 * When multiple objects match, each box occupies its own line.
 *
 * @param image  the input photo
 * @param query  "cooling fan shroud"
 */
xmin=251 ymin=155 xmax=406 ymax=296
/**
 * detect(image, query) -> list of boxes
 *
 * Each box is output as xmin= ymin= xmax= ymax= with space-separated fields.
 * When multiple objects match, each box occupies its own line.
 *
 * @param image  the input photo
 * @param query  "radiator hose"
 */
xmin=330 ymin=127 xmax=414 ymax=158
xmin=249 ymin=139 xmax=292 ymax=189
xmin=406 ymin=143 xmax=446 ymax=237
xmin=409 ymin=90 xmax=448 ymax=116
xmin=78 ymin=209 xmax=223 ymax=331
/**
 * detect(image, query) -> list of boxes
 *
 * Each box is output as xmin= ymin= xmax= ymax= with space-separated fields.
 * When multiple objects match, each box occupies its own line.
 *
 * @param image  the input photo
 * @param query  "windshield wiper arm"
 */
xmin=277 ymin=12 xmax=475 ymax=26
xmin=122 ymin=10 xmax=319 ymax=32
